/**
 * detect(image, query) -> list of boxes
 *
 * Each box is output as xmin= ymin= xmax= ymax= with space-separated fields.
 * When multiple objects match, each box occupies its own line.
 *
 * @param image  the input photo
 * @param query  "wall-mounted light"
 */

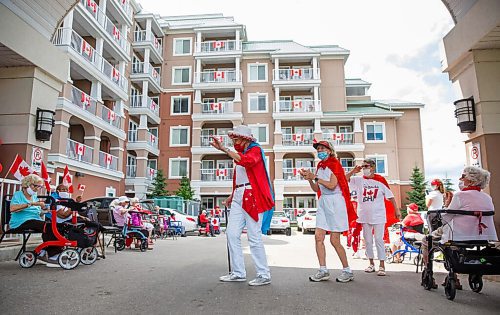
xmin=453 ymin=97 xmax=476 ymax=133
xmin=35 ymin=108 xmax=55 ymax=141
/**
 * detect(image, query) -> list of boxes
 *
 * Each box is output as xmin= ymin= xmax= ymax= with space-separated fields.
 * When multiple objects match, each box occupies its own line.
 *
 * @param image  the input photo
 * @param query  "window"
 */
xmin=248 ymin=93 xmax=268 ymax=112
xmin=170 ymin=126 xmax=190 ymax=146
xmin=364 ymin=122 xmax=385 ymax=142
xmin=346 ymin=87 xmax=366 ymax=96
xmin=248 ymin=63 xmax=267 ymax=82
xmin=105 ymin=186 xmax=116 ymax=197
xmin=249 ymin=124 xmax=268 ymax=144
xmin=172 ymin=67 xmax=191 ymax=84
xmin=171 ymin=96 xmax=190 ymax=115
xmin=173 ymin=38 xmax=192 ymax=55
xmin=169 ymin=158 xmax=189 ymax=179
xmin=339 ymin=126 xmax=352 ymax=133
xmin=366 ymin=155 xmax=388 ymax=175
xmin=283 ymin=197 xmax=294 ymax=209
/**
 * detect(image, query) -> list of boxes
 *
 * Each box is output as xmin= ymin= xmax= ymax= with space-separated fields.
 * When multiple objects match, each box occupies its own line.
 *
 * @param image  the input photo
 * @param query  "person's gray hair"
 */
xmin=363 ymin=159 xmax=376 ymax=168
xmin=463 ymin=166 xmax=490 ymax=189
xmin=21 ymin=174 xmax=43 ymax=188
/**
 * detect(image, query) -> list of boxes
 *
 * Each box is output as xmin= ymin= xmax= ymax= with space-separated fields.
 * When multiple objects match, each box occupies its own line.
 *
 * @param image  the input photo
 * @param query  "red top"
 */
xmin=200 ymin=213 xmax=209 ymax=224
xmin=402 ymin=213 xmax=424 ymax=228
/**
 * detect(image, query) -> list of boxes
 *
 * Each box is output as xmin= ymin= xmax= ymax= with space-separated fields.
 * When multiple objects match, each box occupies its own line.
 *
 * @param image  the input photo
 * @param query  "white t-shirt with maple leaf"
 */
xmin=349 ymin=176 xmax=394 ymax=224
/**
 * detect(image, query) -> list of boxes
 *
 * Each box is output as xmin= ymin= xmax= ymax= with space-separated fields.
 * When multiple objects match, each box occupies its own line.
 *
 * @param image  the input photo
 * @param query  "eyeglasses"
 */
xmin=361 ymin=165 xmax=372 ymax=169
xmin=31 ymin=184 xmax=42 ymax=189
xmin=460 ymin=174 xmax=466 ymax=179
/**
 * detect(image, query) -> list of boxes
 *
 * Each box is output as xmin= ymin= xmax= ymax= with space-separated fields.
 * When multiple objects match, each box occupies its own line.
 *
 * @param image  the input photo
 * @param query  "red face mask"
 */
xmin=234 ymin=143 xmax=245 ymax=153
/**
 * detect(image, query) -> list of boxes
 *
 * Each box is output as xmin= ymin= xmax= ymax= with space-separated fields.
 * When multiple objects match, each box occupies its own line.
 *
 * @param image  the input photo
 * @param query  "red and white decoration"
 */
xmin=291 ymin=69 xmax=302 ymax=77
xmin=216 ymin=168 xmax=228 ymax=177
xmin=150 ymin=134 xmax=156 ymax=144
xmin=210 ymin=102 xmax=222 ymax=111
xmin=152 ymin=68 xmax=159 ymax=79
xmin=292 ymin=168 xmax=300 ymax=176
xmin=75 ymin=143 xmax=86 ymax=156
xmin=149 ymin=168 xmax=156 ymax=178
xmin=81 ymin=41 xmax=93 ymax=58
xmin=331 ymin=133 xmax=345 ymax=141
xmin=150 ymin=100 xmax=157 ymax=111
xmin=112 ymin=67 xmax=120 ymax=82
xmin=81 ymin=92 xmax=91 ymax=107
xmin=78 ymin=184 xmax=86 ymax=192
xmin=112 ymin=26 xmax=121 ymax=41
xmin=63 ymin=165 xmax=74 ymax=193
xmin=213 ymin=135 xmax=224 ymax=143
xmin=212 ymin=41 xmax=225 ymax=49
xmin=86 ymin=0 xmax=97 ymax=13
xmin=292 ymin=100 xmax=302 ymax=109
xmin=154 ymin=37 xmax=160 ymax=49
xmin=292 ymin=133 xmax=304 ymax=142
xmin=107 ymin=110 xmax=116 ymax=122
xmin=105 ymin=153 xmax=113 ymax=166
xmin=40 ymin=161 xmax=51 ymax=192
xmin=8 ymin=155 xmax=34 ymax=181
xmin=214 ymin=71 xmax=225 ymax=80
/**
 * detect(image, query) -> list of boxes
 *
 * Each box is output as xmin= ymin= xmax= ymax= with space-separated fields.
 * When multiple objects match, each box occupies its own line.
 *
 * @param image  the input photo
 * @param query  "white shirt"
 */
xmin=349 ymin=176 xmax=394 ymax=224
xmin=235 ymin=165 xmax=249 ymax=185
xmin=427 ymin=190 xmax=444 ymax=210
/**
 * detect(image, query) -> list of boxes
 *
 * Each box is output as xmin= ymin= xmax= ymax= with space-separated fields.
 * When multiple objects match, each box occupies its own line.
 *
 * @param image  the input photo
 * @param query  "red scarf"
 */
xmin=462 ymin=186 xmax=481 ymax=191
xmin=316 ymin=157 xmax=357 ymax=224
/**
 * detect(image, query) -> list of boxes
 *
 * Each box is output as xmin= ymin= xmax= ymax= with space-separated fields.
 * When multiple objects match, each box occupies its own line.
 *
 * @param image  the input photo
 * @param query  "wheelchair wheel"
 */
xmin=58 ymin=248 xmax=80 ymax=270
xmin=421 ymin=268 xmax=434 ymax=290
xmin=140 ymin=240 xmax=148 ymax=252
xmin=80 ymin=247 xmax=98 ymax=265
xmin=18 ymin=251 xmax=37 ymax=268
xmin=116 ymin=238 xmax=126 ymax=251
xmin=468 ymin=274 xmax=483 ymax=293
xmin=444 ymin=275 xmax=457 ymax=300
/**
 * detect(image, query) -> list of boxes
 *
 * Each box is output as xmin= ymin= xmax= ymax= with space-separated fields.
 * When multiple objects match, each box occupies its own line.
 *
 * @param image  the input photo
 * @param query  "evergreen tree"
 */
xmin=151 ymin=169 xmax=168 ymax=197
xmin=443 ymin=174 xmax=455 ymax=192
xmin=175 ymin=176 xmax=194 ymax=201
xmin=406 ymin=166 xmax=427 ymax=211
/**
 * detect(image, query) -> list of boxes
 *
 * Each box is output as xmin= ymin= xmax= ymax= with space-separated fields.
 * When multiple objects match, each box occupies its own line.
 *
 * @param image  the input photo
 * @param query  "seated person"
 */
xmin=48 ymin=184 xmax=73 ymax=223
xmin=390 ymin=203 xmax=425 ymax=262
xmin=112 ymin=196 xmax=130 ymax=228
xmin=199 ymin=210 xmax=214 ymax=237
xmin=9 ymin=174 xmax=62 ymax=267
xmin=167 ymin=212 xmax=185 ymax=236
xmin=129 ymin=198 xmax=153 ymax=247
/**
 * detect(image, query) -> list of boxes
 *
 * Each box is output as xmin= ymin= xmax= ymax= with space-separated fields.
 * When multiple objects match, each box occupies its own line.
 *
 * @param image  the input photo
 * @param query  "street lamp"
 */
xmin=35 ymin=108 xmax=55 ymax=141
xmin=453 ymin=97 xmax=476 ymax=133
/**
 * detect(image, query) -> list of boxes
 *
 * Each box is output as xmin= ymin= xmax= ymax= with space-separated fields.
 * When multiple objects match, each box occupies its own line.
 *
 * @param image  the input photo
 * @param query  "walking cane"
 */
xmin=224 ymin=205 xmax=231 ymax=273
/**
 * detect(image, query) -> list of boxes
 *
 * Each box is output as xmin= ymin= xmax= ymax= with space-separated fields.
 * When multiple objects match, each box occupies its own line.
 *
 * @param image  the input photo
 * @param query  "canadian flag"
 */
xmin=63 ymin=165 xmax=74 ymax=193
xmin=81 ymin=41 xmax=93 ymax=58
xmin=213 ymin=135 xmax=224 ymax=143
xmin=105 ymin=153 xmax=113 ymax=165
xmin=112 ymin=67 xmax=120 ymax=82
xmin=86 ymin=0 xmax=97 ymax=13
xmin=152 ymin=68 xmax=159 ymax=78
xmin=149 ymin=168 xmax=156 ymax=177
xmin=332 ymin=133 xmax=344 ymax=141
xmin=150 ymin=134 xmax=156 ymax=143
xmin=150 ymin=100 xmax=157 ymax=111
xmin=108 ymin=110 xmax=116 ymax=121
xmin=292 ymin=100 xmax=302 ymax=109
xmin=75 ymin=143 xmax=86 ymax=156
xmin=211 ymin=102 xmax=222 ymax=111
xmin=78 ymin=183 xmax=86 ymax=191
xmin=293 ymin=168 xmax=299 ymax=176
xmin=154 ymin=37 xmax=160 ymax=48
xmin=216 ymin=169 xmax=228 ymax=177
xmin=292 ymin=134 xmax=304 ymax=142
xmin=81 ymin=92 xmax=91 ymax=107
xmin=41 ymin=161 xmax=51 ymax=192
xmin=214 ymin=71 xmax=225 ymax=79
xmin=291 ymin=69 xmax=302 ymax=77
xmin=212 ymin=41 xmax=225 ymax=49
xmin=121 ymin=0 xmax=127 ymax=5
xmin=112 ymin=26 xmax=121 ymax=41
xmin=8 ymin=155 xmax=34 ymax=181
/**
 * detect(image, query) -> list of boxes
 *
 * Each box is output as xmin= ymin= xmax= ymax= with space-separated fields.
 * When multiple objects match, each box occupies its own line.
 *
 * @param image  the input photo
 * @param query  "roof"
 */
xmin=242 ymin=41 xmax=349 ymax=58
xmin=159 ymin=14 xmax=243 ymax=29
xmin=323 ymin=105 xmax=401 ymax=116
xmin=345 ymin=78 xmax=372 ymax=87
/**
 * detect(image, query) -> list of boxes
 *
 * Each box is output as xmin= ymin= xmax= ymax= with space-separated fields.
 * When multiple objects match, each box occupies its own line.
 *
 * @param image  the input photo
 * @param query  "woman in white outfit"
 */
xmin=426 ymin=179 xmax=445 ymax=210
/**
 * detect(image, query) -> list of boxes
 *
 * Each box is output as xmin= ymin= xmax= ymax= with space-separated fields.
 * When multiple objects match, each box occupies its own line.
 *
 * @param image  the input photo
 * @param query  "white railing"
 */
xmin=133 ymin=30 xmax=163 ymax=56
xmin=100 ymin=106 xmax=121 ymax=129
xmin=52 ymin=28 xmax=128 ymax=92
xmin=200 ymin=134 xmax=233 ymax=147
xmin=66 ymin=139 xmax=93 ymax=163
xmin=147 ymin=131 xmax=158 ymax=149
xmin=322 ymin=132 xmax=354 ymax=145
xmin=79 ymin=0 xmax=129 ymax=54
xmin=195 ymin=70 xmax=241 ymax=84
xmin=146 ymin=167 xmax=157 ymax=180
xmin=283 ymin=167 xmax=316 ymax=181
xmin=130 ymin=95 xmax=160 ymax=116
xmin=98 ymin=151 xmax=118 ymax=170
xmin=126 ymin=164 xmax=137 ymax=177
xmin=132 ymin=62 xmax=161 ymax=86
xmin=70 ymin=86 xmax=98 ymax=115
xmin=197 ymin=39 xmax=240 ymax=53
xmin=282 ymin=133 xmax=315 ymax=146
xmin=112 ymin=0 xmax=133 ymax=20
xmin=274 ymin=100 xmax=320 ymax=113
xmin=201 ymin=101 xmax=234 ymax=114
xmin=0 ymin=179 xmax=22 ymax=238
xmin=273 ymin=68 xmax=320 ymax=81
xmin=201 ymin=168 xmax=234 ymax=181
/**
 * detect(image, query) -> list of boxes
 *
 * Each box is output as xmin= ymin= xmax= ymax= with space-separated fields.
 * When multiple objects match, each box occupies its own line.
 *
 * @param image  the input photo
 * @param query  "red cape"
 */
xmin=316 ymin=157 xmax=357 ymax=225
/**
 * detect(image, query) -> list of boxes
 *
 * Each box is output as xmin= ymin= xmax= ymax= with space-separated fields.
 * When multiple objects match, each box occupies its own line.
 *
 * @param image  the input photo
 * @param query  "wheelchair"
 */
xmin=420 ymin=209 xmax=500 ymax=300
xmin=114 ymin=210 xmax=149 ymax=252
xmin=386 ymin=223 xmax=422 ymax=266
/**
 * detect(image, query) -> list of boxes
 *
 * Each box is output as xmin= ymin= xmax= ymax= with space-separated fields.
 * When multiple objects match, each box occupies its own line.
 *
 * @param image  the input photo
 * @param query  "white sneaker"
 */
xmin=309 ymin=270 xmax=330 ymax=282
xmin=219 ymin=273 xmax=247 ymax=282
xmin=336 ymin=270 xmax=354 ymax=283
xmin=248 ymin=275 xmax=271 ymax=286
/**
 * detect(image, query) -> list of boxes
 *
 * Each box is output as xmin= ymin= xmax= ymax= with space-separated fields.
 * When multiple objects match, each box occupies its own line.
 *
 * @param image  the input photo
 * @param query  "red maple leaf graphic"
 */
xmin=19 ymin=166 xmax=31 ymax=176
xmin=367 ymin=190 xmax=373 ymax=196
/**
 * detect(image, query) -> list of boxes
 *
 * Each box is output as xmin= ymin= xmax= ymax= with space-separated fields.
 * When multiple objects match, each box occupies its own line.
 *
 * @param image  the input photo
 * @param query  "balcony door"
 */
xmin=127 ymin=155 xmax=137 ymax=177
xmin=128 ymin=121 xmax=138 ymax=141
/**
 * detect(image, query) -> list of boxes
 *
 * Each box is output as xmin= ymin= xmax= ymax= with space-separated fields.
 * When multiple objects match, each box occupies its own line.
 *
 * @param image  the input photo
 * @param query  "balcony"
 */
xmin=273 ymin=100 xmax=322 ymax=120
xmin=125 ymin=165 xmax=156 ymax=180
xmin=322 ymin=132 xmax=354 ymax=145
xmin=201 ymin=168 xmax=234 ymax=181
xmin=108 ymin=0 xmax=133 ymax=26
xmin=129 ymin=95 xmax=160 ymax=124
xmin=193 ymin=70 xmax=242 ymax=90
xmin=272 ymin=68 xmax=321 ymax=87
xmin=192 ymin=101 xmax=242 ymax=122
xmin=77 ymin=0 xmax=130 ymax=57
xmin=131 ymin=62 xmax=161 ymax=93
xmin=282 ymin=133 xmax=315 ymax=146
xmin=127 ymin=130 xmax=159 ymax=155
xmin=66 ymin=139 xmax=94 ymax=164
xmin=133 ymin=30 xmax=163 ymax=63
xmin=195 ymin=39 xmax=241 ymax=54
xmin=126 ymin=164 xmax=137 ymax=177
xmin=52 ymin=28 xmax=128 ymax=97
xmin=98 ymin=151 xmax=119 ymax=171
xmin=283 ymin=167 xmax=315 ymax=181
xmin=200 ymin=134 xmax=233 ymax=147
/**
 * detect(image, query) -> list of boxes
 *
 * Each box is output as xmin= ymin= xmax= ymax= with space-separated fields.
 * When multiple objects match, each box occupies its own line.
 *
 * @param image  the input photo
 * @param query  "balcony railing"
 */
xmin=201 ymin=101 xmax=234 ymax=114
xmin=283 ymin=167 xmax=316 ymax=181
xmin=70 ymin=86 xmax=97 ymax=115
xmin=126 ymin=164 xmax=137 ymax=177
xmin=66 ymin=139 xmax=93 ymax=163
xmin=200 ymin=134 xmax=233 ymax=147
xmin=195 ymin=70 xmax=241 ymax=84
xmin=273 ymin=68 xmax=320 ymax=81
xmin=133 ymin=30 xmax=163 ymax=56
xmin=112 ymin=0 xmax=133 ymax=20
xmin=130 ymin=95 xmax=160 ymax=116
xmin=147 ymin=131 xmax=158 ymax=149
xmin=322 ymin=132 xmax=354 ymax=145
xmin=282 ymin=133 xmax=315 ymax=146
xmin=274 ymin=100 xmax=320 ymax=113
xmin=52 ymin=28 xmax=128 ymax=93
xmin=146 ymin=167 xmax=157 ymax=180
xmin=197 ymin=40 xmax=240 ymax=53
xmin=201 ymin=168 xmax=234 ymax=181
xmin=98 ymin=151 xmax=118 ymax=170
xmin=100 ymin=106 xmax=121 ymax=129
xmin=132 ymin=62 xmax=161 ymax=86
xmin=79 ymin=0 xmax=129 ymax=54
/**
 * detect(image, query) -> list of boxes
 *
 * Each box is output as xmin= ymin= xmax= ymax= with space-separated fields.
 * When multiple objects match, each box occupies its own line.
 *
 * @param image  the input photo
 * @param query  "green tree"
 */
xmin=443 ymin=174 xmax=455 ymax=192
xmin=406 ymin=166 xmax=427 ymax=211
xmin=151 ymin=169 xmax=168 ymax=197
xmin=175 ymin=176 xmax=194 ymax=201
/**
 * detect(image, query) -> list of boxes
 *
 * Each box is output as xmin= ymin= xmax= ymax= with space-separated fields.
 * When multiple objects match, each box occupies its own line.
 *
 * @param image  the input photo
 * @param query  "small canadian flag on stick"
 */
xmin=78 ymin=184 xmax=86 ymax=192
xmin=63 ymin=165 xmax=73 ymax=193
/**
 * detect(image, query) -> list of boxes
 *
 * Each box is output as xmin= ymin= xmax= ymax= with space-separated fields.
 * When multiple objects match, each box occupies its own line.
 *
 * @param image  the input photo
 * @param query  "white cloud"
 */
xmin=137 ymin=0 xmax=468 ymax=187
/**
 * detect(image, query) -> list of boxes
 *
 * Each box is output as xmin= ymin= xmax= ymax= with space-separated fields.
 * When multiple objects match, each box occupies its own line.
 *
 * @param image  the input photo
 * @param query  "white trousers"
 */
xmin=362 ymin=223 xmax=386 ymax=261
xmin=226 ymin=189 xmax=270 ymax=278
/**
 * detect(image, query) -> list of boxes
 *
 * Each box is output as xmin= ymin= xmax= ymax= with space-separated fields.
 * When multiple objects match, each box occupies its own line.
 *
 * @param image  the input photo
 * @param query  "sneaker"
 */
xmin=336 ymin=270 xmax=354 ymax=283
xmin=248 ymin=275 xmax=271 ymax=286
xmin=219 ymin=273 xmax=247 ymax=282
xmin=309 ymin=270 xmax=330 ymax=282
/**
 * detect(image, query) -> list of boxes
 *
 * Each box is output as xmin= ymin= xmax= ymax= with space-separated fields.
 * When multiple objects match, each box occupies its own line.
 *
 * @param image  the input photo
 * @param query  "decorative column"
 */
xmin=145 ymin=19 xmax=152 ymax=41
xmin=274 ymin=87 xmax=280 ymax=113
xmin=235 ymin=30 xmax=240 ymax=50
xmin=314 ymin=86 xmax=320 ymax=111
xmin=196 ymin=32 xmax=202 ymax=53
xmin=91 ymin=81 xmax=102 ymax=102
xmin=312 ymin=57 xmax=318 ymax=79
xmin=235 ymin=57 xmax=241 ymax=82
xmin=274 ymin=58 xmax=279 ymax=81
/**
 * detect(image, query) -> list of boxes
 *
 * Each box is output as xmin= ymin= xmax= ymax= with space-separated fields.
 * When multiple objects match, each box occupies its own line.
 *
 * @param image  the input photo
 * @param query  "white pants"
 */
xmin=362 ymin=223 xmax=386 ymax=261
xmin=226 ymin=189 xmax=270 ymax=278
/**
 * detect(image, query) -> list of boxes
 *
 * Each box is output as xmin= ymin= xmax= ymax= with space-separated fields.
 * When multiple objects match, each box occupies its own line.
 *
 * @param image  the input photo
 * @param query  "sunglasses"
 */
xmin=361 ymin=165 xmax=372 ymax=169
xmin=31 ymin=184 xmax=43 ymax=189
xmin=460 ymin=174 xmax=466 ymax=179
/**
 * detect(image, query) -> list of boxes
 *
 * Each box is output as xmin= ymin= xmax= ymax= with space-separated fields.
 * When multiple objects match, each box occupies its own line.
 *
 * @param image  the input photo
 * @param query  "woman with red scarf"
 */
xmin=300 ymin=140 xmax=356 ymax=283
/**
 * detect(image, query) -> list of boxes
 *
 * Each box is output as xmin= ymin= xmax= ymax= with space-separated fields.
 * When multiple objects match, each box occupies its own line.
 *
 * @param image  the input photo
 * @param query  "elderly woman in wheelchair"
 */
xmin=421 ymin=166 xmax=498 ymax=300
xmin=389 ymin=203 xmax=425 ymax=264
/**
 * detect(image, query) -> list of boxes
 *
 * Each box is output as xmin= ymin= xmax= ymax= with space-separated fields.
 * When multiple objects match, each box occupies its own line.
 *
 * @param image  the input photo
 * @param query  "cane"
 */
xmin=224 ymin=205 xmax=231 ymax=273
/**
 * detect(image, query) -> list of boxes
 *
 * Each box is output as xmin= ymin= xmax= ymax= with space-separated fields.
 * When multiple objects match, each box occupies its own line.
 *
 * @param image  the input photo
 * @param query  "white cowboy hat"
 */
xmin=118 ymin=196 xmax=129 ymax=203
xmin=228 ymin=125 xmax=256 ymax=142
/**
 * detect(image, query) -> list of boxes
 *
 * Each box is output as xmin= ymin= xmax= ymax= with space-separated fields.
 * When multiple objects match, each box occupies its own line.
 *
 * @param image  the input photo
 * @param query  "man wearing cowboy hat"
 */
xmin=210 ymin=124 xmax=274 ymax=286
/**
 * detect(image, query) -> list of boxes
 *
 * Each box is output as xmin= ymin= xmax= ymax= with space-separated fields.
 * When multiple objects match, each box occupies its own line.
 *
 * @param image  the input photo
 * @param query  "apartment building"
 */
xmin=158 ymin=14 xmax=425 ymax=214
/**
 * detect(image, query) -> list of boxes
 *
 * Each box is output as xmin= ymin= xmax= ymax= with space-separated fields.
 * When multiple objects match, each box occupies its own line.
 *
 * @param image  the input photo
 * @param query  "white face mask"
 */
xmin=59 ymin=191 xmax=70 ymax=198
xmin=431 ymin=185 xmax=438 ymax=190
xmin=26 ymin=187 xmax=36 ymax=196
xmin=362 ymin=168 xmax=372 ymax=177
xmin=458 ymin=181 xmax=465 ymax=191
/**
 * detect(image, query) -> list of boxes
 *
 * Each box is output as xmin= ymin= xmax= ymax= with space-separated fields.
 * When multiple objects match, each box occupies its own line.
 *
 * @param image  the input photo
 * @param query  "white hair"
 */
xmin=463 ymin=166 xmax=491 ymax=189
xmin=21 ymin=174 xmax=43 ymax=188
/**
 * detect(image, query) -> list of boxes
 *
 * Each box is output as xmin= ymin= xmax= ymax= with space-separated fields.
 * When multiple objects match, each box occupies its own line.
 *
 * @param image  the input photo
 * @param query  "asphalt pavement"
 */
xmin=0 ymin=230 xmax=499 ymax=315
